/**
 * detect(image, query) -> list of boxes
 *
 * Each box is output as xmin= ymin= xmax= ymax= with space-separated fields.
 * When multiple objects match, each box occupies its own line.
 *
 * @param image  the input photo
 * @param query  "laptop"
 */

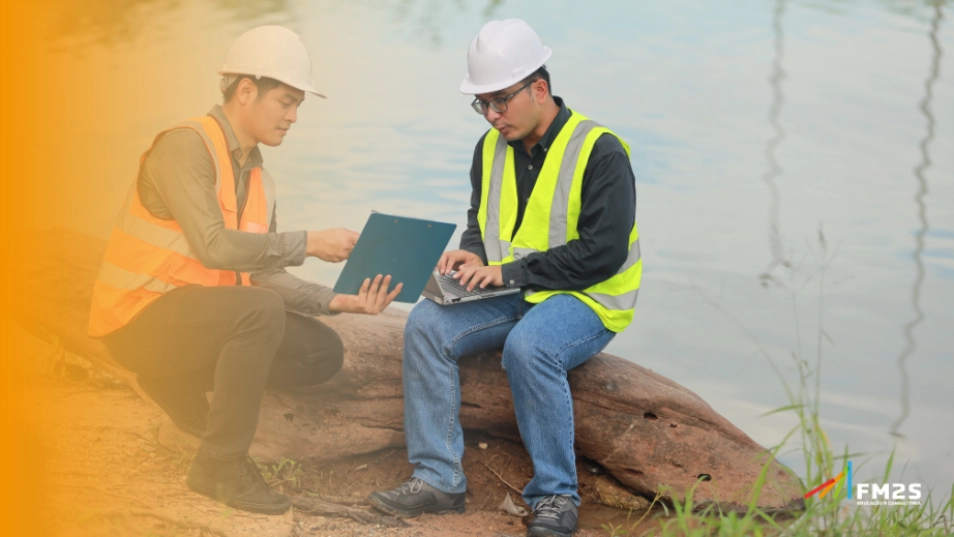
xmin=422 ymin=270 xmax=520 ymax=305
xmin=333 ymin=212 xmax=456 ymax=303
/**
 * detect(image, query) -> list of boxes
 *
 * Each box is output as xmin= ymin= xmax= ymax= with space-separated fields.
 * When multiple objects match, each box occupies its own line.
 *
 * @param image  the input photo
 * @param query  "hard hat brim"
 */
xmin=295 ymin=84 xmax=327 ymax=99
xmin=282 ymin=81 xmax=327 ymax=98
xmin=460 ymin=78 xmax=516 ymax=95
xmin=218 ymin=69 xmax=327 ymax=99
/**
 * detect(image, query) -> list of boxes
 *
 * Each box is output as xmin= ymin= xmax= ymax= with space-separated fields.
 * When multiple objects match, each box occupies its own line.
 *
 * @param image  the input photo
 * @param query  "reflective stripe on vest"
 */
xmin=88 ymin=116 xmax=274 ymax=337
xmin=477 ymin=110 xmax=641 ymax=332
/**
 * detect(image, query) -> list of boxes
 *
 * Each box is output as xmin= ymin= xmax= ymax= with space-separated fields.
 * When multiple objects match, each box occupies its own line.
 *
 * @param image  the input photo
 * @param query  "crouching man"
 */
xmin=89 ymin=26 xmax=401 ymax=515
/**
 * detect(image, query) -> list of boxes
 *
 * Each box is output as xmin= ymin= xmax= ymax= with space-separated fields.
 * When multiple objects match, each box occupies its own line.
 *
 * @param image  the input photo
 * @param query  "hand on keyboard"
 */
xmin=453 ymin=264 xmax=504 ymax=292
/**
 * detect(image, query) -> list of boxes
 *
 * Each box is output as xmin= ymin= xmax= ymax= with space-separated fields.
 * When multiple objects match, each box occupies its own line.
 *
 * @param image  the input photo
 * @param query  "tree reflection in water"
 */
xmin=891 ymin=2 xmax=944 ymax=438
xmin=39 ymin=0 xmax=506 ymax=52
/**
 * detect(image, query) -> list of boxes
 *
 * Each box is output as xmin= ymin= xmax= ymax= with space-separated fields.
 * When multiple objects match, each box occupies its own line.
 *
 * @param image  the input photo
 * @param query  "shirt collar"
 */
xmin=508 ymin=95 xmax=571 ymax=157
xmin=207 ymin=105 xmax=263 ymax=169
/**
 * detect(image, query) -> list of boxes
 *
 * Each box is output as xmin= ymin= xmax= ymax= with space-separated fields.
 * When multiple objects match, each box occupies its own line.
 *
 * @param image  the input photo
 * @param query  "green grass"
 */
xmin=257 ymin=457 xmax=303 ymax=489
xmin=613 ymin=232 xmax=954 ymax=536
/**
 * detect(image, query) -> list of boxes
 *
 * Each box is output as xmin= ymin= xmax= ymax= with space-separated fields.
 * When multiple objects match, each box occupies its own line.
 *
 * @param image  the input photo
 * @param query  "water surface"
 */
xmin=37 ymin=0 xmax=954 ymax=501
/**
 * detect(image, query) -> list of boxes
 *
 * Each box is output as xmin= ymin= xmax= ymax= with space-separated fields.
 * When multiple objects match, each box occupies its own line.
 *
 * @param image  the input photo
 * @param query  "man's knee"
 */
xmin=313 ymin=328 xmax=345 ymax=378
xmin=273 ymin=315 xmax=345 ymax=387
xmin=502 ymin=331 xmax=552 ymax=376
xmin=404 ymin=300 xmax=444 ymax=347
xmin=236 ymin=288 xmax=287 ymax=341
xmin=406 ymin=300 xmax=441 ymax=333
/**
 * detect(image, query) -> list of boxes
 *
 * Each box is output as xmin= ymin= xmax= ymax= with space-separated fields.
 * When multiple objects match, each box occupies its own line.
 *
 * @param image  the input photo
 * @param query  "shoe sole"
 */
xmin=367 ymin=495 xmax=465 ymax=518
xmin=187 ymin=478 xmax=291 ymax=515
xmin=527 ymin=525 xmax=578 ymax=537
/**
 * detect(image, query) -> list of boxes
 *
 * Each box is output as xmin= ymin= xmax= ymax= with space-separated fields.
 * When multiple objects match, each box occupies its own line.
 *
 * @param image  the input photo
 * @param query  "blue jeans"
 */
xmin=402 ymin=292 xmax=615 ymax=508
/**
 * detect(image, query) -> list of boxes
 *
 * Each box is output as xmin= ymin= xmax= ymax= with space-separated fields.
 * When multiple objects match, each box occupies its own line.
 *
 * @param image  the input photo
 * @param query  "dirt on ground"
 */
xmin=6 ymin=322 xmax=664 ymax=537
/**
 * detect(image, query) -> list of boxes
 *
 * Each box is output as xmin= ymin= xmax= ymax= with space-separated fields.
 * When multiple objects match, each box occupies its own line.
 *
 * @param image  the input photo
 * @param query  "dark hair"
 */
xmin=222 ymin=75 xmax=283 ymax=103
xmin=525 ymin=65 xmax=551 ymax=95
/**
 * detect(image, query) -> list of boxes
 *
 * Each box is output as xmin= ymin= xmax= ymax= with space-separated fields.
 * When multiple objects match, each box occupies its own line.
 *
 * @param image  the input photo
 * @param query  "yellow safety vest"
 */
xmin=88 ymin=116 xmax=274 ymax=337
xmin=477 ymin=110 xmax=641 ymax=332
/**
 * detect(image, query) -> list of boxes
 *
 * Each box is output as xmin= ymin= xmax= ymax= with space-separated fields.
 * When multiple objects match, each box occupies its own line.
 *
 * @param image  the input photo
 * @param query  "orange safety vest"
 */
xmin=88 ymin=116 xmax=275 ymax=337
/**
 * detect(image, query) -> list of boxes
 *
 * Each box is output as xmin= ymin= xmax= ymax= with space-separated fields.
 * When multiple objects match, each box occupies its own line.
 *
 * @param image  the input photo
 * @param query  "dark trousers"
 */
xmin=103 ymin=285 xmax=344 ymax=461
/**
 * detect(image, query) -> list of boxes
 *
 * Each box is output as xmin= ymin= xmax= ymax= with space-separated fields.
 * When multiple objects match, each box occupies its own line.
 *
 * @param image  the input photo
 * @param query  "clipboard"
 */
xmin=332 ymin=212 xmax=456 ymax=303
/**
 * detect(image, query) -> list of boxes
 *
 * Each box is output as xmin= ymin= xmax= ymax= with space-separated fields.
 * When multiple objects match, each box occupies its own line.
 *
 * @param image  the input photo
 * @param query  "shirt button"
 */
xmin=509 ymin=279 xmax=515 ymax=285
xmin=543 ymin=147 xmax=548 ymax=152
xmin=528 ymin=164 xmax=533 ymax=170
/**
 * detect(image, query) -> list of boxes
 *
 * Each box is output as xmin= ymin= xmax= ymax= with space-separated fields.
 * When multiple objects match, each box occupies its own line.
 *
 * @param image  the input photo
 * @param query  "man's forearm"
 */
xmin=187 ymin=227 xmax=308 ymax=272
xmin=250 ymin=268 xmax=338 ymax=316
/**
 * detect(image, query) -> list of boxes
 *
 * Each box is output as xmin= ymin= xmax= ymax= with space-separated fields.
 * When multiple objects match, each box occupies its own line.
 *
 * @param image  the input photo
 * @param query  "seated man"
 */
xmin=89 ymin=25 xmax=401 ymax=515
xmin=369 ymin=19 xmax=641 ymax=537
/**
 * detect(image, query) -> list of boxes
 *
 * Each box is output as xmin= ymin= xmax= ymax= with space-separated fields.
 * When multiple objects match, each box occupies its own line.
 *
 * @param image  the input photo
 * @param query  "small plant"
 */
xmin=600 ymin=492 xmax=664 ymax=536
xmin=258 ymin=457 xmax=302 ymax=489
xmin=602 ymin=522 xmax=627 ymax=537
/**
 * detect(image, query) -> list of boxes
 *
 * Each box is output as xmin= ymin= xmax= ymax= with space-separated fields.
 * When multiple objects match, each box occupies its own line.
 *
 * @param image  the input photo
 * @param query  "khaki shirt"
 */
xmin=136 ymin=105 xmax=337 ymax=315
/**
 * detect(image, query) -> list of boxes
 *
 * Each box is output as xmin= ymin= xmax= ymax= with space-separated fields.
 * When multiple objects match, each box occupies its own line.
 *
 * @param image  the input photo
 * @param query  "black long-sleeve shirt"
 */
xmin=459 ymin=97 xmax=637 ymax=292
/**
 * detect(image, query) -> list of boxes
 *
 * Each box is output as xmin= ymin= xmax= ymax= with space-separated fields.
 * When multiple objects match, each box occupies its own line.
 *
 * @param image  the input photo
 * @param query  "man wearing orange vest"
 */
xmin=88 ymin=26 xmax=402 ymax=515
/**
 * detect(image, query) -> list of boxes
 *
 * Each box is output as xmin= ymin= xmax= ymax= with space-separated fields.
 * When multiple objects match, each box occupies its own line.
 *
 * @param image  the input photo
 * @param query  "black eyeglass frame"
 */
xmin=471 ymin=79 xmax=535 ymax=115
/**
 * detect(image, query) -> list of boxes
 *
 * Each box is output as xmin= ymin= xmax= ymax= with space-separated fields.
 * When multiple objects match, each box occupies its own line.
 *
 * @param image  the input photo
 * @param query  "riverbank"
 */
xmin=7 ymin=321 xmax=655 ymax=537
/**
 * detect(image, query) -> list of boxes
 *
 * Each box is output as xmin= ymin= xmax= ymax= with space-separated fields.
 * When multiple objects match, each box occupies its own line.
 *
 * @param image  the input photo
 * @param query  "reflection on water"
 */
xmin=41 ymin=0 xmax=291 ymax=49
xmin=483 ymin=0 xmax=505 ymax=18
xmin=391 ymin=0 xmax=505 ymax=48
xmin=395 ymin=0 xmax=460 ymax=48
xmin=40 ymin=0 xmax=508 ymax=52
xmin=393 ymin=0 xmax=478 ymax=48
xmin=760 ymin=0 xmax=789 ymax=285
xmin=891 ymin=3 xmax=944 ymax=438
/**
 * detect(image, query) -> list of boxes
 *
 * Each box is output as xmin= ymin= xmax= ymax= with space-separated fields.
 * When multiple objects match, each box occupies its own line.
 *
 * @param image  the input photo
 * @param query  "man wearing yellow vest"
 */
xmin=369 ymin=19 xmax=640 ymax=537
xmin=89 ymin=26 xmax=401 ymax=515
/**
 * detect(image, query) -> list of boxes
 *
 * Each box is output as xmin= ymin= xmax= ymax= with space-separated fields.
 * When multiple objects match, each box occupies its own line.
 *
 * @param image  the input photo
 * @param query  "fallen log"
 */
xmin=11 ymin=227 xmax=804 ymax=513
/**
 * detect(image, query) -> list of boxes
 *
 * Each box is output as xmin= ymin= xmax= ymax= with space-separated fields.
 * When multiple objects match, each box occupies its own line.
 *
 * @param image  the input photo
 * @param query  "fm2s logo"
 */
xmin=804 ymin=461 xmax=922 ymax=504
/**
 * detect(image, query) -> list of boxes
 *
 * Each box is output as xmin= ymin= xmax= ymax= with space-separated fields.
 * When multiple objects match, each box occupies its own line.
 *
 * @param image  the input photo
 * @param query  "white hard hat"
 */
xmin=460 ymin=19 xmax=552 ymax=95
xmin=219 ymin=25 xmax=325 ymax=98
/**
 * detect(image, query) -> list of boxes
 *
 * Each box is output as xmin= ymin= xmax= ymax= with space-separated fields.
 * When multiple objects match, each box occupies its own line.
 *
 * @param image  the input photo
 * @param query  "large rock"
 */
xmin=12 ymin=227 xmax=804 ymax=513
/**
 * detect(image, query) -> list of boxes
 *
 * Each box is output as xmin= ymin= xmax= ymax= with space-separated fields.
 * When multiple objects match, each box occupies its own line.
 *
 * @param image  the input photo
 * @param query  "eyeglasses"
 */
xmin=471 ymin=80 xmax=534 ymax=115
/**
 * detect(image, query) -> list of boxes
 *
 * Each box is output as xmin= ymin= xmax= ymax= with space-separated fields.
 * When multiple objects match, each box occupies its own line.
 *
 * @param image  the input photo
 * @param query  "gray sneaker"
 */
xmin=527 ymin=495 xmax=578 ymax=537
xmin=368 ymin=477 xmax=466 ymax=517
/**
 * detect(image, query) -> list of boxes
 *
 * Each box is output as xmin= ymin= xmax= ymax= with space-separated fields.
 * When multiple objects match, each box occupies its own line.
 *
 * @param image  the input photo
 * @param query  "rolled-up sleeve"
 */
xmin=250 ymin=210 xmax=339 ymax=316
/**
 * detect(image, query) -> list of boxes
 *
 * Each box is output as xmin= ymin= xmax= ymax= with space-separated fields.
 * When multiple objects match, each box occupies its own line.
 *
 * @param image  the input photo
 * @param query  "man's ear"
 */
xmin=235 ymin=78 xmax=259 ymax=105
xmin=531 ymin=79 xmax=549 ymax=102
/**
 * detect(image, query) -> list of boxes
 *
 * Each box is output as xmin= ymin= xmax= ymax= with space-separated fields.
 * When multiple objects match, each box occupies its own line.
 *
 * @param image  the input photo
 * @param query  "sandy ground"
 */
xmin=8 ymin=324 xmax=663 ymax=537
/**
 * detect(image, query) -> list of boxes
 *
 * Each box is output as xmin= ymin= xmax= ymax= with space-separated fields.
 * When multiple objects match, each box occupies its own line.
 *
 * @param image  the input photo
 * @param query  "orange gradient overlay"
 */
xmin=1 ymin=1 xmax=215 ymax=534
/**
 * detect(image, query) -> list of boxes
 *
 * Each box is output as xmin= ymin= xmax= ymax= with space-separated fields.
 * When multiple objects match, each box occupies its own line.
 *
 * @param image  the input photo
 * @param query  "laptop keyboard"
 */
xmin=439 ymin=273 xmax=496 ymax=297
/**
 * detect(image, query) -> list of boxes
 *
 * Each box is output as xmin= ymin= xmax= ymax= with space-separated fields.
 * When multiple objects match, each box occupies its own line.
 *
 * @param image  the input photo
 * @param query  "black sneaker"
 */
xmin=186 ymin=454 xmax=291 ymax=515
xmin=527 ymin=495 xmax=578 ymax=537
xmin=368 ymin=477 xmax=466 ymax=517
xmin=137 ymin=375 xmax=209 ymax=438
